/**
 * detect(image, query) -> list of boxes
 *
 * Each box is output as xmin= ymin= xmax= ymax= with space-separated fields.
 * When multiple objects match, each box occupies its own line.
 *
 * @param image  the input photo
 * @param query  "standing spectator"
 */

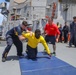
xmin=57 ymin=22 xmax=60 ymax=28
xmin=59 ymin=24 xmax=63 ymax=42
xmin=56 ymin=22 xmax=60 ymax=42
xmin=69 ymin=16 xmax=76 ymax=47
xmin=44 ymin=18 xmax=60 ymax=55
xmin=63 ymin=22 xmax=69 ymax=43
xmin=2 ymin=21 xmax=30 ymax=62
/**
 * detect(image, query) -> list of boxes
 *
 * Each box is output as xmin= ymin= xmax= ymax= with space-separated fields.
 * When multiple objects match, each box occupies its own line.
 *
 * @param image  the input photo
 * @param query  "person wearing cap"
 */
xmin=2 ymin=21 xmax=30 ymax=62
xmin=69 ymin=16 xmax=76 ymax=47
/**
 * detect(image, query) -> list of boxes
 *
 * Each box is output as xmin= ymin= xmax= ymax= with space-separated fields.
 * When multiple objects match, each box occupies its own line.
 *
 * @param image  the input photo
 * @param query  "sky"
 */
xmin=0 ymin=0 xmax=9 ymax=25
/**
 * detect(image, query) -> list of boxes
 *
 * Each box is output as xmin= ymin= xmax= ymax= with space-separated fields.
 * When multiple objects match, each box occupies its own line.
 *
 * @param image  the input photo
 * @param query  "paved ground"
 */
xmin=0 ymin=41 xmax=76 ymax=75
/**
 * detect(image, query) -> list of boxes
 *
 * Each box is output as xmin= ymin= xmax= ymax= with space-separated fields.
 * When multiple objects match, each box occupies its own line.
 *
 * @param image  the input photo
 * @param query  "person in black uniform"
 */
xmin=59 ymin=24 xmax=63 ymax=42
xmin=2 ymin=21 xmax=29 ymax=62
xmin=69 ymin=16 xmax=76 ymax=47
xmin=63 ymin=22 xmax=69 ymax=43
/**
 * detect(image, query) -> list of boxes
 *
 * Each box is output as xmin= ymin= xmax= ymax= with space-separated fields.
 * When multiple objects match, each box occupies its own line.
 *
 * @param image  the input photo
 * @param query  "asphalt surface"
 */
xmin=0 ymin=41 xmax=76 ymax=75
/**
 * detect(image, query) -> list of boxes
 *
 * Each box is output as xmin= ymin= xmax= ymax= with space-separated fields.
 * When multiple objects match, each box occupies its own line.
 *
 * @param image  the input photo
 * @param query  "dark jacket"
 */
xmin=63 ymin=25 xmax=69 ymax=34
xmin=70 ymin=22 xmax=76 ymax=35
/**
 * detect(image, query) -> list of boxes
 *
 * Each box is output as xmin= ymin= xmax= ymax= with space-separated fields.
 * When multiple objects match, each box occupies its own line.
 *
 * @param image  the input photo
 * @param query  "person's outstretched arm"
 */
xmin=40 ymin=36 xmax=51 ymax=57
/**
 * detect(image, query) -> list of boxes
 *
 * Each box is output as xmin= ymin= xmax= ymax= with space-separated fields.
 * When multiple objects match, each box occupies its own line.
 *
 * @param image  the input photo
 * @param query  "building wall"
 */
xmin=30 ymin=0 xmax=46 ymax=20
xmin=7 ymin=0 xmax=76 ymax=23
xmin=2 ymin=0 xmax=76 ymax=39
xmin=56 ymin=3 xmax=76 ymax=25
xmin=67 ymin=4 xmax=76 ymax=22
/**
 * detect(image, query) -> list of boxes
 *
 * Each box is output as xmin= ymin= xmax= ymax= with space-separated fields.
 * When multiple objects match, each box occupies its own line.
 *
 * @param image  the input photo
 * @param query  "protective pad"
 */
xmin=19 ymin=52 xmax=76 ymax=75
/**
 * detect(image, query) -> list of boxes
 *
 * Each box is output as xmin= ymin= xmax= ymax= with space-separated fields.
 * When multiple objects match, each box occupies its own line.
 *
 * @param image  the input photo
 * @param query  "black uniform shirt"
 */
xmin=6 ymin=25 xmax=26 ymax=38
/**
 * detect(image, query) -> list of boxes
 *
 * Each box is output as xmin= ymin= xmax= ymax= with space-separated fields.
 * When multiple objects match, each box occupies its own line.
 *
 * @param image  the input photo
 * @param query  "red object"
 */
xmin=62 ymin=36 xmax=64 ymax=41
xmin=51 ymin=2 xmax=57 ymax=19
xmin=68 ymin=33 xmax=70 ymax=41
xmin=11 ymin=16 xmax=15 ymax=20
xmin=53 ymin=2 xmax=56 ymax=9
xmin=27 ymin=27 xmax=32 ymax=31
xmin=44 ymin=23 xmax=60 ymax=36
xmin=45 ymin=16 xmax=50 ymax=19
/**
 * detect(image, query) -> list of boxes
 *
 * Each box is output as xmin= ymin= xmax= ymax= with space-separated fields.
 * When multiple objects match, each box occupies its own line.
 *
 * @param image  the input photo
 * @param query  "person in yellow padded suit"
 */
xmin=22 ymin=29 xmax=51 ymax=60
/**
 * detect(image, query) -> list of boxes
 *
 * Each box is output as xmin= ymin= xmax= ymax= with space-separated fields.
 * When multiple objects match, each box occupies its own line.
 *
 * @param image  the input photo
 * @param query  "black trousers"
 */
xmin=45 ymin=35 xmax=56 ymax=45
xmin=59 ymin=34 xmax=62 ymax=42
xmin=26 ymin=45 xmax=37 ymax=59
xmin=64 ymin=33 xmax=68 ymax=43
xmin=2 ymin=35 xmax=23 ymax=58
xmin=69 ymin=34 xmax=76 ymax=47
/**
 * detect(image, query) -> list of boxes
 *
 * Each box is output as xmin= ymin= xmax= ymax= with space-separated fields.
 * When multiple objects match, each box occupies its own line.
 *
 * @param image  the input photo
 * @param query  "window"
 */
xmin=17 ymin=9 xmax=21 ymax=14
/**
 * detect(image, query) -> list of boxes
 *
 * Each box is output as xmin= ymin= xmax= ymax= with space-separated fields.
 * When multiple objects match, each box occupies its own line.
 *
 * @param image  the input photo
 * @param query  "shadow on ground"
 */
xmin=6 ymin=56 xmax=19 ymax=61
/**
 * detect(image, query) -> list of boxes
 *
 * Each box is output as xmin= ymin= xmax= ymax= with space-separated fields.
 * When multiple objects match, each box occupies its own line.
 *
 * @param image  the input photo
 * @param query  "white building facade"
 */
xmin=1 ymin=0 xmax=76 ymax=39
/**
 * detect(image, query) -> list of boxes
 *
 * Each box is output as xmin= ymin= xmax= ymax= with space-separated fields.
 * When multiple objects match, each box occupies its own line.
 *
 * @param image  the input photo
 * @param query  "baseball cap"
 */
xmin=22 ymin=21 xmax=28 ymax=26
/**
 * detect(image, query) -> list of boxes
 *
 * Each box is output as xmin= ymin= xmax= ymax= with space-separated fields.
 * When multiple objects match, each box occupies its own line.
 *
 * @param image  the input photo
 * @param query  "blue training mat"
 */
xmin=19 ymin=52 xmax=76 ymax=75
